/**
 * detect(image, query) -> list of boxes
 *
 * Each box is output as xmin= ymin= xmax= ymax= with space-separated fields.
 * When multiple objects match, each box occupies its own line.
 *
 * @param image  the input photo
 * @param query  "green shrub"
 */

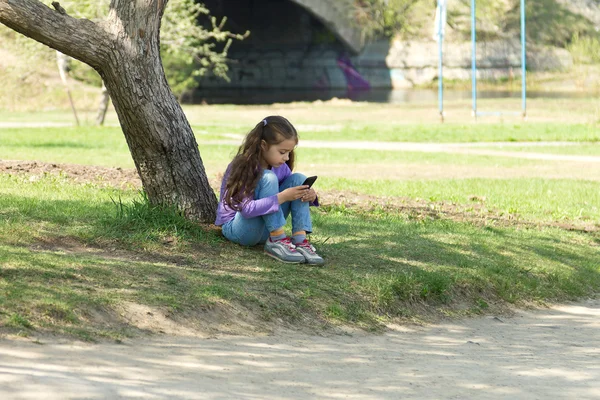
xmin=568 ymin=33 xmax=600 ymax=65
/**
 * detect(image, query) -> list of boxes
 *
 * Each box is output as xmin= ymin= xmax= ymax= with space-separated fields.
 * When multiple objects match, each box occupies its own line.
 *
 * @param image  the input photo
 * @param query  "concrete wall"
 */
xmin=199 ymin=38 xmax=572 ymax=90
xmin=371 ymin=39 xmax=573 ymax=89
xmin=197 ymin=1 xmax=573 ymax=91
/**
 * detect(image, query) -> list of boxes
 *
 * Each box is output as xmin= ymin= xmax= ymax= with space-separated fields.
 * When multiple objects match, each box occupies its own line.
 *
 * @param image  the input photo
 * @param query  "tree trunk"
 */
xmin=0 ymin=0 xmax=218 ymax=222
xmin=100 ymin=44 xmax=217 ymax=222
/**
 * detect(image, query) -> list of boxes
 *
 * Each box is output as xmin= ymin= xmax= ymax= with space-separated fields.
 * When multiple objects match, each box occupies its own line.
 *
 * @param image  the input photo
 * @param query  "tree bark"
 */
xmin=0 ymin=0 xmax=218 ymax=222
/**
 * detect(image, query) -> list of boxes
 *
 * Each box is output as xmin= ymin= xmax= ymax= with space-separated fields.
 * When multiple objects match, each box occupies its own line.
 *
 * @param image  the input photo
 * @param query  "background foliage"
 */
xmin=0 ymin=0 xmax=247 ymax=98
xmin=355 ymin=0 xmax=600 ymax=51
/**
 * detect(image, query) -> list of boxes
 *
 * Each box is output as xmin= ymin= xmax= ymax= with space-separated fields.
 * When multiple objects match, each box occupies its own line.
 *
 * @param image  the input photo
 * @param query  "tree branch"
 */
xmin=51 ymin=1 xmax=66 ymax=15
xmin=0 ymin=0 xmax=108 ymax=68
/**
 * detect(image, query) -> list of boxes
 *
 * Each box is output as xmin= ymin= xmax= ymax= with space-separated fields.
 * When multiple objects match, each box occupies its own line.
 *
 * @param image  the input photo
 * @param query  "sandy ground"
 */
xmin=0 ymin=299 xmax=598 ymax=400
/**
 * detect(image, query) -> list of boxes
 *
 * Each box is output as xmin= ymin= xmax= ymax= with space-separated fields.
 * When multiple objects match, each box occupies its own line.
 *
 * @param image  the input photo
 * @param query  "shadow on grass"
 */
xmin=311 ymin=208 xmax=600 ymax=317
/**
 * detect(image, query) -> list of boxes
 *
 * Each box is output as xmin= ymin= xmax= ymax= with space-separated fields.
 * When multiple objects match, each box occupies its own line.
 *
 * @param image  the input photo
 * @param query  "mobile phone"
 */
xmin=302 ymin=175 xmax=318 ymax=188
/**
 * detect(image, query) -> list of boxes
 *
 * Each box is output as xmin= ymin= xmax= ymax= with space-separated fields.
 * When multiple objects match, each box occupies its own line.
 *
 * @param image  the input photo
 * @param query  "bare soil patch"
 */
xmin=0 ymin=160 xmax=142 ymax=189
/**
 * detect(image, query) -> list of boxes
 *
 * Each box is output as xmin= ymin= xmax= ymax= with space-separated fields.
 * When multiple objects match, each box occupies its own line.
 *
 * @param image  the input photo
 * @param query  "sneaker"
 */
xmin=264 ymin=237 xmax=305 ymax=264
xmin=294 ymin=239 xmax=325 ymax=266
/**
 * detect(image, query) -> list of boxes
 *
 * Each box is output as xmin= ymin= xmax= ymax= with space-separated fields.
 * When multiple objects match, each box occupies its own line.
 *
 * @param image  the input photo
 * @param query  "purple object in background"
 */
xmin=337 ymin=54 xmax=370 ymax=91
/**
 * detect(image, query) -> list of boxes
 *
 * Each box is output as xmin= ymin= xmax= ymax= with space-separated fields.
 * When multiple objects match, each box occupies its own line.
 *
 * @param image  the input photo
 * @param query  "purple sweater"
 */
xmin=214 ymin=163 xmax=317 ymax=226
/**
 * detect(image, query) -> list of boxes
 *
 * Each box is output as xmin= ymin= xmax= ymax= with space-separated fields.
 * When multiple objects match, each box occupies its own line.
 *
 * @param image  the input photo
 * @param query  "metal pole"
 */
xmin=438 ymin=0 xmax=444 ymax=122
xmin=471 ymin=0 xmax=477 ymax=120
xmin=521 ymin=0 xmax=527 ymax=119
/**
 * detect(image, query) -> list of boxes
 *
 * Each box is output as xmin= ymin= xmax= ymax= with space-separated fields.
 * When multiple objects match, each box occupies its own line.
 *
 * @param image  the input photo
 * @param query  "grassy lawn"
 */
xmin=2 ymin=126 xmax=569 ymax=177
xmin=2 ymin=126 xmax=596 ymax=169
xmin=295 ymin=147 xmax=544 ymax=167
xmin=318 ymin=177 xmax=600 ymax=222
xmin=294 ymin=123 xmax=600 ymax=143
xmin=1 ymin=105 xmax=599 ymax=341
xmin=1 ymin=173 xmax=598 ymax=341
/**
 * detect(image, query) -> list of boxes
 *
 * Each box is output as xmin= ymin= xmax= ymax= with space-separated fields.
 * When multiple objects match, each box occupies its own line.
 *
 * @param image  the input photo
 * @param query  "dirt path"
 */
xmin=1 ymin=299 xmax=598 ymax=399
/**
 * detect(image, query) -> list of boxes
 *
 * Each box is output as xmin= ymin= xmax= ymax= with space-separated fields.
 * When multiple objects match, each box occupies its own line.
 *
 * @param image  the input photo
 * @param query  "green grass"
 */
xmin=0 ymin=111 xmax=118 ymax=126
xmin=195 ymin=143 xmax=547 ymax=169
xmin=190 ymin=121 xmax=600 ymax=143
xmin=0 ymin=174 xmax=598 ymax=340
xmin=0 ymin=126 xmax=134 ymax=168
xmin=294 ymin=123 xmax=600 ymax=143
xmin=319 ymin=177 xmax=600 ymax=222
xmin=3 ymin=127 xmax=565 ymax=176
xmin=0 ymin=127 xmax=229 ymax=168
xmin=0 ymin=174 xmax=219 ymax=250
xmin=312 ymin=207 xmax=599 ymax=310
xmin=295 ymin=147 xmax=543 ymax=167
xmin=7 ymin=125 xmax=595 ymax=173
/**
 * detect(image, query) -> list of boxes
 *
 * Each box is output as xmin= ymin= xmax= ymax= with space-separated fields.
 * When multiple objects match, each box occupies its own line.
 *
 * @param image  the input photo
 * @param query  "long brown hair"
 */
xmin=224 ymin=115 xmax=298 ymax=210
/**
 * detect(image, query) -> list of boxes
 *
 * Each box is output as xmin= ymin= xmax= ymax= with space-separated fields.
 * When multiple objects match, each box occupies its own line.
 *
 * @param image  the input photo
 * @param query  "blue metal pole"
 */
xmin=471 ymin=0 xmax=477 ymax=119
xmin=438 ymin=0 xmax=444 ymax=122
xmin=521 ymin=0 xmax=527 ymax=119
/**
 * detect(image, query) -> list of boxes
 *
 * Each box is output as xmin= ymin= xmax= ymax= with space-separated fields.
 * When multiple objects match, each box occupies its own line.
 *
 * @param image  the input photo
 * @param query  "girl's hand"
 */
xmin=301 ymin=188 xmax=317 ymax=203
xmin=278 ymin=185 xmax=309 ymax=204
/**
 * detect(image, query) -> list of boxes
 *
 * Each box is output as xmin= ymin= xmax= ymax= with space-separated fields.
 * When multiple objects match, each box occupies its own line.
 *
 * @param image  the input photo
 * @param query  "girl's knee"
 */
xmin=289 ymin=173 xmax=306 ymax=186
xmin=255 ymin=170 xmax=280 ymax=199
xmin=223 ymin=216 xmax=266 ymax=246
xmin=258 ymin=170 xmax=279 ymax=188
xmin=261 ymin=169 xmax=278 ymax=181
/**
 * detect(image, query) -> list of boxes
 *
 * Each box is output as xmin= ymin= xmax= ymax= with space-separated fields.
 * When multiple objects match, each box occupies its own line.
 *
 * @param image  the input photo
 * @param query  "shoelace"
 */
xmin=296 ymin=240 xmax=316 ymax=254
xmin=275 ymin=237 xmax=297 ymax=250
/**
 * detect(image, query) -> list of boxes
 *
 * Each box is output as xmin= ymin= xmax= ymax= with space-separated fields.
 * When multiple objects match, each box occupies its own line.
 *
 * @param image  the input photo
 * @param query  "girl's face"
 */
xmin=260 ymin=138 xmax=296 ymax=169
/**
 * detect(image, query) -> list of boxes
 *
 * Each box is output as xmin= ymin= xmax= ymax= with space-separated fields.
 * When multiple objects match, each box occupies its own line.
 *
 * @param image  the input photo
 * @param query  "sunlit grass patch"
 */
xmin=318 ymin=177 xmax=600 ymax=223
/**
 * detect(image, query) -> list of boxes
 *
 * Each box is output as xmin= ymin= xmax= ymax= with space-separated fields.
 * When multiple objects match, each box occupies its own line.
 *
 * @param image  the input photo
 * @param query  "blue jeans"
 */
xmin=222 ymin=171 xmax=313 ymax=246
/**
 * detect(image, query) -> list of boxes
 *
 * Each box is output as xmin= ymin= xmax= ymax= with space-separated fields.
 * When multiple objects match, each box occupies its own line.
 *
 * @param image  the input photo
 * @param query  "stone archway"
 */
xmin=193 ymin=0 xmax=379 ymax=99
xmin=289 ymin=0 xmax=364 ymax=54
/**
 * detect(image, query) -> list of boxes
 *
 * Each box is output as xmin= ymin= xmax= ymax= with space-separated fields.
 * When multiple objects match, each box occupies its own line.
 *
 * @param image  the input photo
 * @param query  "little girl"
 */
xmin=214 ymin=115 xmax=324 ymax=265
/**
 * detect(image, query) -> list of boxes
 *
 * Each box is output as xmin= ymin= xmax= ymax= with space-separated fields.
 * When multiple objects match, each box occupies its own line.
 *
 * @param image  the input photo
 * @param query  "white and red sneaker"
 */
xmin=264 ymin=237 xmax=305 ymax=263
xmin=294 ymin=239 xmax=325 ymax=266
